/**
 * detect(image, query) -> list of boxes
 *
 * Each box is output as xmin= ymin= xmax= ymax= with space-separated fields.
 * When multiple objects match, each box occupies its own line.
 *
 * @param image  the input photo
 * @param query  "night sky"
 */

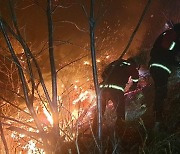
xmin=0 ymin=0 xmax=180 ymax=94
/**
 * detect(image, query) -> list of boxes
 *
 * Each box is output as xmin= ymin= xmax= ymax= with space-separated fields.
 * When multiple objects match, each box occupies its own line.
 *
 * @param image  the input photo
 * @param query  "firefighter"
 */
xmin=149 ymin=23 xmax=180 ymax=130
xmin=93 ymin=57 xmax=139 ymax=135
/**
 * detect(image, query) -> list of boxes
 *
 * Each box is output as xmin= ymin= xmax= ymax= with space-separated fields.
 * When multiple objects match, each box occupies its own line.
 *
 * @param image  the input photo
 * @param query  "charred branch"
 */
xmin=119 ymin=0 xmax=152 ymax=59
xmin=0 ymin=96 xmax=30 ymax=116
xmin=89 ymin=0 xmax=102 ymax=151
xmin=0 ymin=115 xmax=36 ymax=129
xmin=0 ymin=19 xmax=46 ymax=138
xmin=0 ymin=121 xmax=9 ymax=154
xmin=47 ymin=0 xmax=59 ymax=139
xmin=1 ymin=16 xmax=52 ymax=110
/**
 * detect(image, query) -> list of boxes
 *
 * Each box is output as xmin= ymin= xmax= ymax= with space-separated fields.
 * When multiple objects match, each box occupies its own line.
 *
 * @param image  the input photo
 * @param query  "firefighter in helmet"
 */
xmin=149 ymin=23 xmax=180 ymax=130
xmin=93 ymin=57 xmax=139 ymax=135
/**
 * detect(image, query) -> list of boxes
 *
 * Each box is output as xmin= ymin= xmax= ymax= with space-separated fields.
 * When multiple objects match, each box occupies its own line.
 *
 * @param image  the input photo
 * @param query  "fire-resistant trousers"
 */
xmin=92 ymin=88 xmax=125 ymax=134
xmin=150 ymin=67 xmax=170 ymax=121
xmin=100 ymin=88 xmax=125 ymax=120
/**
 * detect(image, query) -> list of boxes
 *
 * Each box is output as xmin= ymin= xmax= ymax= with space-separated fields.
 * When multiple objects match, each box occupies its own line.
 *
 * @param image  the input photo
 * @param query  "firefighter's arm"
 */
xmin=129 ymin=67 xmax=139 ymax=91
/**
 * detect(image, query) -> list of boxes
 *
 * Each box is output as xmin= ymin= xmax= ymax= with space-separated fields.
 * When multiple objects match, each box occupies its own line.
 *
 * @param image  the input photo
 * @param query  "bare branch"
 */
xmin=119 ymin=0 xmax=152 ymax=59
xmin=47 ymin=0 xmax=59 ymax=138
xmin=0 ymin=115 xmax=36 ymax=129
xmin=1 ymin=16 xmax=52 ymax=110
xmin=7 ymin=126 xmax=43 ymax=142
xmin=0 ymin=121 xmax=9 ymax=154
xmin=8 ymin=0 xmax=36 ymax=105
xmin=56 ymin=54 xmax=88 ymax=73
xmin=0 ymin=85 xmax=25 ymax=100
xmin=52 ymin=2 xmax=74 ymax=13
xmin=89 ymin=0 xmax=102 ymax=150
xmin=0 ymin=19 xmax=44 ymax=134
xmin=54 ymin=20 xmax=88 ymax=32
xmin=31 ymin=0 xmax=46 ymax=12
xmin=0 ymin=96 xmax=30 ymax=116
xmin=78 ymin=0 xmax=89 ymax=19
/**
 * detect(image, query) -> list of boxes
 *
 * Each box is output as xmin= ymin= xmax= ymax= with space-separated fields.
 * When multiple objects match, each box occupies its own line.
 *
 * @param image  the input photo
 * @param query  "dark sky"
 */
xmin=0 ymin=0 xmax=180 ymax=94
xmin=1 ymin=0 xmax=180 ymax=55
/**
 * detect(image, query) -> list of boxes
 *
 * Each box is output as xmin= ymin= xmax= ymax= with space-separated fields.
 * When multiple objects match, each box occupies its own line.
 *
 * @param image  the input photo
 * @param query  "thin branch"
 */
xmin=119 ymin=0 xmax=152 ymax=59
xmin=0 ymin=96 xmax=30 ymax=116
xmin=54 ymin=20 xmax=88 ymax=32
xmin=89 ymin=0 xmax=102 ymax=152
xmin=31 ymin=0 xmax=46 ymax=12
xmin=56 ymin=54 xmax=88 ymax=73
xmin=34 ymin=40 xmax=48 ymax=58
xmin=54 ymin=39 xmax=89 ymax=51
xmin=1 ymin=17 xmax=52 ymax=110
xmin=0 ymin=115 xmax=36 ymax=129
xmin=102 ymin=0 xmax=153 ymax=88
xmin=7 ymin=126 xmax=44 ymax=143
xmin=52 ymin=2 xmax=74 ymax=14
xmin=18 ymin=3 xmax=35 ymax=10
xmin=78 ymin=0 xmax=89 ymax=19
xmin=0 ymin=19 xmax=44 ymax=134
xmin=9 ymin=0 xmax=35 ymax=105
xmin=47 ymin=0 xmax=59 ymax=137
xmin=0 ymin=85 xmax=25 ymax=100
xmin=0 ymin=121 xmax=9 ymax=154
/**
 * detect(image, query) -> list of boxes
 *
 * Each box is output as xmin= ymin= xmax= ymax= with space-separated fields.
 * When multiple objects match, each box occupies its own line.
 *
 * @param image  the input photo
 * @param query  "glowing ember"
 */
xmin=106 ymin=55 xmax=110 ymax=59
xmin=74 ymin=85 xmax=78 ymax=89
xmin=96 ymin=59 xmax=101 ymax=62
xmin=83 ymin=61 xmax=90 ymax=65
xmin=72 ymin=90 xmax=89 ymax=105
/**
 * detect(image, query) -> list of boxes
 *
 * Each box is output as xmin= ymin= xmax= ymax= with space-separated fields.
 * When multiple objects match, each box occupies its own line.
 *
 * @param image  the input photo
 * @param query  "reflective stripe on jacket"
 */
xmin=149 ymin=63 xmax=171 ymax=74
xmin=99 ymin=84 xmax=124 ymax=92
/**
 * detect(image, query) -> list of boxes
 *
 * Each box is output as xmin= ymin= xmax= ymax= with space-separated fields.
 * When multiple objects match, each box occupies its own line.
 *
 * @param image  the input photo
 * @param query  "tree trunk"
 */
xmin=89 ymin=0 xmax=102 ymax=153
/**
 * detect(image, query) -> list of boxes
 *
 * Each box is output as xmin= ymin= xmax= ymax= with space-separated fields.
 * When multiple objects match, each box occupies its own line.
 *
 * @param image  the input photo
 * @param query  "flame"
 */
xmin=106 ymin=55 xmax=110 ymax=59
xmin=72 ymin=109 xmax=79 ymax=120
xmin=74 ymin=85 xmax=78 ymax=89
xmin=7 ymin=76 xmax=97 ymax=152
xmin=83 ymin=61 xmax=90 ymax=65
xmin=96 ymin=59 xmax=101 ymax=63
xmin=23 ymin=140 xmax=45 ymax=154
xmin=11 ymin=131 xmax=18 ymax=139
xmin=42 ymin=106 xmax=53 ymax=126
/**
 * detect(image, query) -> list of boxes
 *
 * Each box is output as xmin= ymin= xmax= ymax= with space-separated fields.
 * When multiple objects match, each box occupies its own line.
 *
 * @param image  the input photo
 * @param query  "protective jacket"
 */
xmin=149 ymin=25 xmax=180 ymax=123
xmin=100 ymin=59 xmax=139 ymax=92
xmin=149 ymin=28 xmax=180 ymax=74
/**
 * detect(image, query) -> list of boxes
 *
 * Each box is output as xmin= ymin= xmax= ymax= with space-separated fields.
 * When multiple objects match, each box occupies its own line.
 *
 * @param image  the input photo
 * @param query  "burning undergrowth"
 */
xmin=0 ymin=65 xmax=151 ymax=153
xmin=0 ymin=64 xmax=179 ymax=153
xmin=0 ymin=85 xmax=97 ymax=153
